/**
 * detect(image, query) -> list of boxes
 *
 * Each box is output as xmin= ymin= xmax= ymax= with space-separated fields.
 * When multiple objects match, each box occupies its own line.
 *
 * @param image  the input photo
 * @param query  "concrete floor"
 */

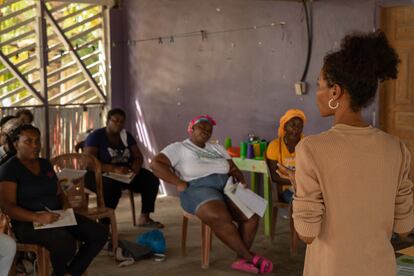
xmin=87 ymin=194 xmax=306 ymax=276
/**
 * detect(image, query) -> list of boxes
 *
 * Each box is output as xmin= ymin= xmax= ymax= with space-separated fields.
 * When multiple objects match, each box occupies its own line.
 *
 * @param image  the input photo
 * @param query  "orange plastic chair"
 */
xmin=1 ymin=211 xmax=50 ymax=276
xmin=265 ymin=158 xmax=299 ymax=255
xmin=75 ymin=144 xmax=137 ymax=227
xmin=181 ymin=211 xmax=212 ymax=269
xmin=51 ymin=153 xmax=118 ymax=253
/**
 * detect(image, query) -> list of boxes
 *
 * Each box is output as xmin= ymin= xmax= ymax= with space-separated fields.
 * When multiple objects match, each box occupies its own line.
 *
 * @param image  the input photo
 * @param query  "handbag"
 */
xmin=118 ymin=239 xmax=152 ymax=261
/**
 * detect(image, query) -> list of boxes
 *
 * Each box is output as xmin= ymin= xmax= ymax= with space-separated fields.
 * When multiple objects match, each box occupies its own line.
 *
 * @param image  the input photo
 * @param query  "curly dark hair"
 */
xmin=15 ymin=109 xmax=34 ymax=123
xmin=322 ymin=30 xmax=400 ymax=112
xmin=107 ymin=108 xmax=126 ymax=122
xmin=0 ymin=115 xmax=16 ymax=128
xmin=8 ymin=124 xmax=41 ymax=143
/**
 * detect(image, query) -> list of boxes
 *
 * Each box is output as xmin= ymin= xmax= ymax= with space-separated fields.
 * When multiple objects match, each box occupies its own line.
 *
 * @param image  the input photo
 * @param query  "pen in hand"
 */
xmin=42 ymin=204 xmax=60 ymax=215
xmin=36 ymin=204 xmax=60 ymax=225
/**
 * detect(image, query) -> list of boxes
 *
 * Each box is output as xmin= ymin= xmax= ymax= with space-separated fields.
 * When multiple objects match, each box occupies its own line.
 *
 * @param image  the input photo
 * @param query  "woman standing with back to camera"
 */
xmin=278 ymin=31 xmax=414 ymax=276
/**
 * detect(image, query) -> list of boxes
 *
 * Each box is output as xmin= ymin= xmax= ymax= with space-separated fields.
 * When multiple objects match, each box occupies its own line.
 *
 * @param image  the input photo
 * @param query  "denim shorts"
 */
xmin=180 ymin=173 xmax=229 ymax=215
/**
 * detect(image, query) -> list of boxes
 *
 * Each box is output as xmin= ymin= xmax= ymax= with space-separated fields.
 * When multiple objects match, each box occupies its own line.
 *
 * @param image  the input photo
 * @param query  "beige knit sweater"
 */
xmin=292 ymin=124 xmax=414 ymax=276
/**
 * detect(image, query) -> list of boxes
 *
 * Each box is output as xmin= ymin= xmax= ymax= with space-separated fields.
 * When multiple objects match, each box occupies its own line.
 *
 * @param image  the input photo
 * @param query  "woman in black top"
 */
xmin=0 ymin=124 xmax=108 ymax=276
xmin=84 ymin=108 xmax=163 ymax=228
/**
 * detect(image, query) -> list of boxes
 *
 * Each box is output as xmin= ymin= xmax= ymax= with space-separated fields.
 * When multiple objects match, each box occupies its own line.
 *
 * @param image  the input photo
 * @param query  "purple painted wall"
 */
xmin=109 ymin=7 xmax=126 ymax=109
xmin=111 ymin=0 xmax=378 ymax=159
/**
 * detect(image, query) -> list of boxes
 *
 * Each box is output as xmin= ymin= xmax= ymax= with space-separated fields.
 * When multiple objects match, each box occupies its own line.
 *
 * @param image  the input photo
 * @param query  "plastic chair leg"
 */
xmin=129 ymin=190 xmax=136 ymax=226
xmin=201 ymin=222 xmax=211 ymax=269
xmin=181 ymin=216 xmax=188 ymax=256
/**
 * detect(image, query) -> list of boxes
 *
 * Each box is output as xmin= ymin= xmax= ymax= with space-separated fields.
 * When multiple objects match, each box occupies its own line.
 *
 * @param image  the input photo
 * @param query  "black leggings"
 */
xmin=85 ymin=168 xmax=160 ymax=214
xmin=13 ymin=214 xmax=108 ymax=276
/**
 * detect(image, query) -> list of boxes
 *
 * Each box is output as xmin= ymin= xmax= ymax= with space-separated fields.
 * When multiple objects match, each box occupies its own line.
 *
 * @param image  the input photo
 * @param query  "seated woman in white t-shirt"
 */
xmin=150 ymin=115 xmax=273 ymax=274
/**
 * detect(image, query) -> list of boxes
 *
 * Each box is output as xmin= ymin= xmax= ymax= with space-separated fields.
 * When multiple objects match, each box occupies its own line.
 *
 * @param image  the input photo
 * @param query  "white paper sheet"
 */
xmin=235 ymin=183 xmax=268 ymax=217
xmin=103 ymin=172 xmax=136 ymax=184
xmin=56 ymin=168 xmax=87 ymax=181
xmin=224 ymin=181 xmax=254 ymax=219
xmin=33 ymin=208 xmax=77 ymax=230
xmin=224 ymin=177 xmax=268 ymax=218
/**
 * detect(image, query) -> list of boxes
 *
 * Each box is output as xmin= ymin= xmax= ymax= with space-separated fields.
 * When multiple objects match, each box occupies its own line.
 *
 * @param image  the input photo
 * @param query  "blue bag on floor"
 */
xmin=137 ymin=230 xmax=166 ymax=254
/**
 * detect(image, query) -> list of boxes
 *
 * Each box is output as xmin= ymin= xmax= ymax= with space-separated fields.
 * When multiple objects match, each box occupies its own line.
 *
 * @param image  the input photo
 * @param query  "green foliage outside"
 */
xmin=0 ymin=0 xmax=104 ymax=106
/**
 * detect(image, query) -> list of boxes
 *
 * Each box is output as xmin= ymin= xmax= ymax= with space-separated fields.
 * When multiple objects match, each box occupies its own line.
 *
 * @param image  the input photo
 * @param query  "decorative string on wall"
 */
xmin=0 ymin=21 xmax=287 ymax=60
xmin=113 ymin=21 xmax=287 ymax=47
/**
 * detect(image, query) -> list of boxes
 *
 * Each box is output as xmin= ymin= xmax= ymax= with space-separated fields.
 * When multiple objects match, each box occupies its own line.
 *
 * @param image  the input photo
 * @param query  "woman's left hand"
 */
xmin=277 ymin=163 xmax=296 ymax=190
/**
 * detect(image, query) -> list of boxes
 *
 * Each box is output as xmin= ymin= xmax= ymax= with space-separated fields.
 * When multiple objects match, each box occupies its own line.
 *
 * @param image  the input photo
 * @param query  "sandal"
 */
xmin=231 ymin=259 xmax=259 ymax=274
xmin=138 ymin=219 xmax=164 ymax=229
xmin=252 ymin=255 xmax=274 ymax=274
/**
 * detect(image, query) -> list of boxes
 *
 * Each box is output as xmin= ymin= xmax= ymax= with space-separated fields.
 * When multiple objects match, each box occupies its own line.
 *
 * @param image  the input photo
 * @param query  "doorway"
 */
xmin=380 ymin=5 xmax=414 ymax=181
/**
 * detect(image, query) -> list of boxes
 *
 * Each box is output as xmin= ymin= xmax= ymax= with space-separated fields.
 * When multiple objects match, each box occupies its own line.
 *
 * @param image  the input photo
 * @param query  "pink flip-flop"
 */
xmin=231 ymin=259 xmax=259 ymax=274
xmin=252 ymin=255 xmax=274 ymax=274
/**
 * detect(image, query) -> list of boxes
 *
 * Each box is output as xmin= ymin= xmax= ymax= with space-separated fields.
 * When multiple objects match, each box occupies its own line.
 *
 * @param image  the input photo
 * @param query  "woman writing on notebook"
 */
xmin=0 ymin=124 xmax=107 ymax=276
xmin=84 ymin=108 xmax=163 ymax=228
xmin=151 ymin=115 xmax=273 ymax=274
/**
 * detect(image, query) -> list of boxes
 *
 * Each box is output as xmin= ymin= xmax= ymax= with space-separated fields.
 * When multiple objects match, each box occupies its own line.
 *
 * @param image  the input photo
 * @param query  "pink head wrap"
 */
xmin=187 ymin=115 xmax=216 ymax=135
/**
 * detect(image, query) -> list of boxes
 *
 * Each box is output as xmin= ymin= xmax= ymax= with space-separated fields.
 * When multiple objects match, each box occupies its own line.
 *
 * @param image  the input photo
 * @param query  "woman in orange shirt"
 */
xmin=266 ymin=109 xmax=306 ymax=203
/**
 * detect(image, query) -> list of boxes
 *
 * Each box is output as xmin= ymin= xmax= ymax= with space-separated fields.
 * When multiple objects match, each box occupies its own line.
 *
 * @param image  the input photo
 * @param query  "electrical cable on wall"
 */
xmin=300 ymin=0 xmax=312 ymax=82
xmin=294 ymin=0 xmax=312 ymax=96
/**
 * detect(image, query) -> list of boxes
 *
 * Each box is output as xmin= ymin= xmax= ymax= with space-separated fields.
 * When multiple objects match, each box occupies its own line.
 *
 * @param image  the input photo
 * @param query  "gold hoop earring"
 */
xmin=328 ymin=99 xmax=339 ymax=110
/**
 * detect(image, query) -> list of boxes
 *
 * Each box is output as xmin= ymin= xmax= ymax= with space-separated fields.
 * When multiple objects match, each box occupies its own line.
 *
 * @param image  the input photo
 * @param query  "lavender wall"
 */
xmin=109 ymin=7 xmax=126 ymax=109
xmin=111 ymin=0 xmax=377 ymax=159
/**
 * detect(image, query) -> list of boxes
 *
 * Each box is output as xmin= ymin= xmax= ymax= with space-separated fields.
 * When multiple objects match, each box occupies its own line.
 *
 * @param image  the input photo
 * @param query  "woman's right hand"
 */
xmin=277 ymin=163 xmax=296 ymax=190
xmin=177 ymin=181 xmax=188 ymax=192
xmin=35 ymin=212 xmax=60 ymax=224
